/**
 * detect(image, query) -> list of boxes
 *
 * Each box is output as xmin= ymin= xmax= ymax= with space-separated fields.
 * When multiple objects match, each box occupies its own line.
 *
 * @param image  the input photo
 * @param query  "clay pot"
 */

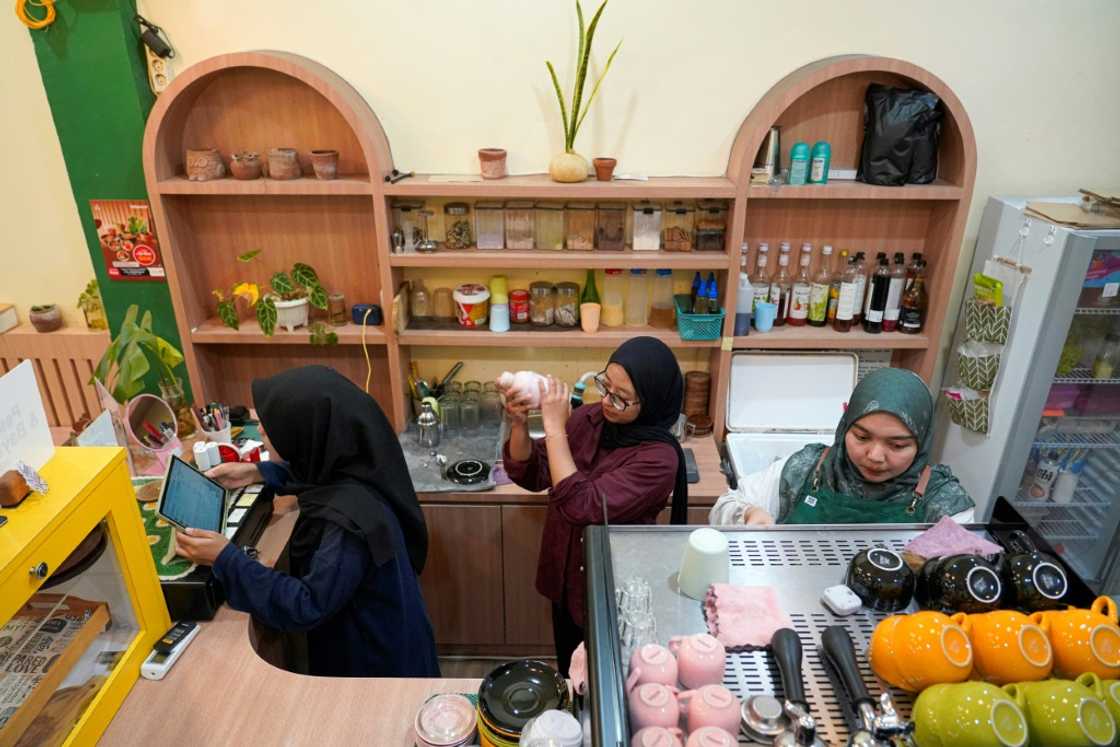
xmin=593 ymin=157 xmax=617 ymax=182
xmin=478 ymin=148 xmax=507 ymax=179
xmin=268 ymin=148 xmax=302 ymax=180
xmin=549 ymin=151 xmax=589 ymax=183
xmin=29 ymin=304 xmax=63 ymax=333
xmin=229 ymin=151 xmax=262 ymax=180
xmin=185 ymin=148 xmax=225 ymax=181
xmin=310 ymin=149 xmax=339 ymax=180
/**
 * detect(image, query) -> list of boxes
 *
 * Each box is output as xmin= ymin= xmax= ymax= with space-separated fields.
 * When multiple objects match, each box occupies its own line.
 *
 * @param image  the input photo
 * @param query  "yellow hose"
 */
xmin=15 ymin=0 xmax=56 ymax=29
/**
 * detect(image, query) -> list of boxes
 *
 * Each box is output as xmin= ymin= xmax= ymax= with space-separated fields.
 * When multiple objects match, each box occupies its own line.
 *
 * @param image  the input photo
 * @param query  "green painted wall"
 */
xmin=28 ymin=0 xmax=190 ymax=398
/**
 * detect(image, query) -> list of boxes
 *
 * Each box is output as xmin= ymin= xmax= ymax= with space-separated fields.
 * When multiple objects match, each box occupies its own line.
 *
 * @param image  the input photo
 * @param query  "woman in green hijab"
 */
xmin=710 ymin=368 xmax=974 ymax=525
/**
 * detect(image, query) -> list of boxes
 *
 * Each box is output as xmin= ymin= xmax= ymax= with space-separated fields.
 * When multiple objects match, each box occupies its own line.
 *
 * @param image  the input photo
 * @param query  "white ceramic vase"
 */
xmin=549 ymin=151 xmax=589 ymax=183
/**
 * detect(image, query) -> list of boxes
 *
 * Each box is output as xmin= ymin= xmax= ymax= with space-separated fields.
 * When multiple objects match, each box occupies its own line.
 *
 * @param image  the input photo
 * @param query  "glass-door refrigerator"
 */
xmin=935 ymin=195 xmax=1120 ymax=593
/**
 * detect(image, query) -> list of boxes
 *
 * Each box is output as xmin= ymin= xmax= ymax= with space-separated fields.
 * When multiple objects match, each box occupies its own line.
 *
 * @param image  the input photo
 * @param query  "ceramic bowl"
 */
xmin=845 ymin=546 xmax=915 ymax=612
xmin=478 ymin=659 xmax=568 ymax=734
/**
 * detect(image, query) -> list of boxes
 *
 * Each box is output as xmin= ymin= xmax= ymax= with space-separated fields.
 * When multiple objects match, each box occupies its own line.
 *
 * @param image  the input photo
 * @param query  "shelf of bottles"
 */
xmin=1012 ymin=441 xmax=1120 ymax=543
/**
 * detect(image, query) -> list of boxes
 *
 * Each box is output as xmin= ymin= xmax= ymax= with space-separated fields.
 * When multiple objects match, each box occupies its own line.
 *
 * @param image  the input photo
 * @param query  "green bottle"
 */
xmin=581 ymin=269 xmax=600 ymax=304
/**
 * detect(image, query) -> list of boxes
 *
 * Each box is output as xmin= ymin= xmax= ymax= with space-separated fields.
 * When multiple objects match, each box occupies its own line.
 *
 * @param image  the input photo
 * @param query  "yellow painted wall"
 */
xmin=5 ymin=0 xmax=1120 ymax=383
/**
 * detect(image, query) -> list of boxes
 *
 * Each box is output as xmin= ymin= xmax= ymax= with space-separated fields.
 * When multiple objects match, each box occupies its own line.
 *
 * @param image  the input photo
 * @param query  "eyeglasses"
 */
xmin=594 ymin=371 xmax=640 ymax=411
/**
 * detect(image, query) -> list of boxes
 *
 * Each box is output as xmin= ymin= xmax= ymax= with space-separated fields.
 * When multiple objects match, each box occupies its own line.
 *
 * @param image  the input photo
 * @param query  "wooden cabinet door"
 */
xmin=501 ymin=506 xmax=554 ymax=647
xmin=419 ymin=504 xmax=504 ymax=645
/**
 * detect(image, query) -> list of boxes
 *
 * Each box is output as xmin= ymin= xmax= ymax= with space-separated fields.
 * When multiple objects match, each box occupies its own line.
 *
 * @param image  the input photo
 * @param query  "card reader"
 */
xmin=141 ymin=620 xmax=199 ymax=680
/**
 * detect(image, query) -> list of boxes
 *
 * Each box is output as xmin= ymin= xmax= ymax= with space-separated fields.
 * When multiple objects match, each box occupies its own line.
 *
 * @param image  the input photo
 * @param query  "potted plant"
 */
xmin=77 ymin=278 xmax=108 ymax=330
xmin=29 ymin=304 xmax=63 ymax=332
xmin=261 ymin=262 xmax=328 ymax=333
xmin=93 ymin=305 xmax=184 ymax=402
xmin=545 ymin=0 xmax=621 ymax=183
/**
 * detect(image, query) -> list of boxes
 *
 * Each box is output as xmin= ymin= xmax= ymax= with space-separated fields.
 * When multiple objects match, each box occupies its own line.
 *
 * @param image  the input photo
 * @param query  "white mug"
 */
xmin=677 ymin=528 xmax=729 ymax=600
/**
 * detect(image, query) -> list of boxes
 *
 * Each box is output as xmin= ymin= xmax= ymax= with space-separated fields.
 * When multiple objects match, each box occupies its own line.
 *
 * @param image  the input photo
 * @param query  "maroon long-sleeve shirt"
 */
xmin=503 ymin=404 xmax=677 ymax=627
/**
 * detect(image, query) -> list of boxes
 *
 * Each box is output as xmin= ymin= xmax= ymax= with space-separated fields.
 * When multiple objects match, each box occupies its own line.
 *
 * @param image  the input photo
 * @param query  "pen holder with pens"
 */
xmin=125 ymin=394 xmax=183 ymax=475
xmin=196 ymin=403 xmax=232 ymax=443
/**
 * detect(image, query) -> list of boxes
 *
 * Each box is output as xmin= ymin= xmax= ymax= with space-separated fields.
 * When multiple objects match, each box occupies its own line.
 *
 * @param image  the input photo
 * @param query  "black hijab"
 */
xmin=252 ymin=366 xmax=428 ymax=575
xmin=599 ymin=337 xmax=688 ymax=524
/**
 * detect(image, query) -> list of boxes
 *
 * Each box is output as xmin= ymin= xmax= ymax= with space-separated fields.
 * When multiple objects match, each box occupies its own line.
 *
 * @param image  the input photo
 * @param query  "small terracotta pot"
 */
xmin=310 ymin=149 xmax=339 ymax=180
xmin=268 ymin=148 xmax=302 ymax=180
xmin=229 ymin=151 xmax=261 ymax=180
xmin=593 ymin=157 xmax=617 ymax=182
xmin=185 ymin=148 xmax=225 ymax=181
xmin=29 ymin=304 xmax=63 ymax=333
xmin=478 ymin=148 xmax=507 ymax=179
xmin=580 ymin=302 xmax=601 ymax=334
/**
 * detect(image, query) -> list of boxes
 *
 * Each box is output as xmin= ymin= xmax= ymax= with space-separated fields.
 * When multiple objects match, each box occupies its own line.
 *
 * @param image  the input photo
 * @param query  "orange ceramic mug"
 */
xmin=869 ymin=611 xmax=973 ymax=692
xmin=952 ymin=610 xmax=1052 ymax=684
xmin=1032 ymin=596 xmax=1120 ymax=679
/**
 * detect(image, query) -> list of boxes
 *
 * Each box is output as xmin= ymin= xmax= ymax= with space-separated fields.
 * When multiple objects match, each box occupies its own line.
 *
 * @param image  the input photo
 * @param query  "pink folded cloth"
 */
xmin=905 ymin=516 xmax=1002 ymax=560
xmin=703 ymin=583 xmax=792 ymax=650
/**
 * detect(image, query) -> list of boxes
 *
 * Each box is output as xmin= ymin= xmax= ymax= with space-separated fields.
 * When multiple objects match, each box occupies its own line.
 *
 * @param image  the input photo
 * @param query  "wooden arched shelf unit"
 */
xmin=142 ymin=51 xmax=413 ymax=428
xmin=711 ymin=55 xmax=977 ymax=434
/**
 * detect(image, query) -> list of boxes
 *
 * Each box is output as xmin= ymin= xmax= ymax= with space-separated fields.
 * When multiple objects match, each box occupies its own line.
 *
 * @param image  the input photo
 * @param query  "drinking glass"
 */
xmin=460 ymin=397 xmax=480 ymax=429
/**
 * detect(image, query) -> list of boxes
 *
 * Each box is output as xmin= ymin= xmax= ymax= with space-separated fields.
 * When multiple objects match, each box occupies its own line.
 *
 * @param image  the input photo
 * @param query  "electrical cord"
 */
xmin=361 ymin=306 xmax=373 ymax=393
xmin=15 ymin=0 xmax=56 ymax=29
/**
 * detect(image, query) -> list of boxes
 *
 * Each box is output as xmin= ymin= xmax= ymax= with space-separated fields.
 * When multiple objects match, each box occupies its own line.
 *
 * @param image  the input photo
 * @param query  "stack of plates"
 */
xmin=477 ymin=660 xmax=570 ymax=746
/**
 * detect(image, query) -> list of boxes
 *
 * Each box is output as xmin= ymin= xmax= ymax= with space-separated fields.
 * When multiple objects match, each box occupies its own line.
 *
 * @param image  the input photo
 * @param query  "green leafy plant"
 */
xmin=546 ymin=0 xmax=621 ymax=153
xmin=212 ymin=249 xmax=263 ymax=331
xmin=93 ymin=305 xmax=185 ymax=402
xmin=308 ymin=321 xmax=338 ymax=346
xmin=260 ymin=262 xmax=328 ymax=337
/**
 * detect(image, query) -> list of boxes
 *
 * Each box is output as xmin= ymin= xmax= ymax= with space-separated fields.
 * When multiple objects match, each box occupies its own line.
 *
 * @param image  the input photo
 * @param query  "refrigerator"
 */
xmin=935 ymin=195 xmax=1120 ymax=593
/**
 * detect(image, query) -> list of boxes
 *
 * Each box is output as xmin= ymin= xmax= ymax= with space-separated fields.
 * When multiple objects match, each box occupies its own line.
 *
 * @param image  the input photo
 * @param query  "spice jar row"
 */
xmin=391 ymin=199 xmax=729 ymax=253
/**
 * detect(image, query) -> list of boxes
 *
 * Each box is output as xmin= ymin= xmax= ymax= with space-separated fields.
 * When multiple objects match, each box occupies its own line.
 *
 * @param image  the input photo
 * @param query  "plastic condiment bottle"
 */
xmin=736 ymin=272 xmax=752 ymax=336
xmin=602 ymin=269 xmax=625 ymax=327
xmin=650 ymin=269 xmax=675 ymax=329
xmin=625 ymin=269 xmax=649 ymax=326
xmin=789 ymin=142 xmax=810 ymax=185
xmin=809 ymin=141 xmax=831 ymax=184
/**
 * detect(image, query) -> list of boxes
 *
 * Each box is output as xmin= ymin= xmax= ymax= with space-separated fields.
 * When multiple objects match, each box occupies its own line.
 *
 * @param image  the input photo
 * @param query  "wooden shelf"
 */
xmin=747 ymin=179 xmax=963 ymax=200
xmin=733 ymin=326 xmax=929 ymax=350
xmin=157 ymin=176 xmax=374 ymax=196
xmin=191 ymin=317 xmax=386 ymax=345
xmin=383 ymin=173 xmax=736 ymax=199
xmin=389 ymin=249 xmax=731 ymax=269
xmin=398 ymin=326 xmax=717 ymax=348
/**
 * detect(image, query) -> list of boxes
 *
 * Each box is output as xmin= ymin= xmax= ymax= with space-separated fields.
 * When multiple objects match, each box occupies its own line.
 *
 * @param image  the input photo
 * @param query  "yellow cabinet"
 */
xmin=0 ymin=447 xmax=170 ymax=746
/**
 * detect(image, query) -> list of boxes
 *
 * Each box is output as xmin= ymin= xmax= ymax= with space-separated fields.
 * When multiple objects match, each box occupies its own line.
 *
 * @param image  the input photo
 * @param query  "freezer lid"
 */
xmin=726 ymin=351 xmax=858 ymax=433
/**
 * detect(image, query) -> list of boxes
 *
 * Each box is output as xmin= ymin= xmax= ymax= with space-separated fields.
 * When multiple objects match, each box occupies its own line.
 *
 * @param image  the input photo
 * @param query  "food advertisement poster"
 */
xmin=89 ymin=199 xmax=166 ymax=282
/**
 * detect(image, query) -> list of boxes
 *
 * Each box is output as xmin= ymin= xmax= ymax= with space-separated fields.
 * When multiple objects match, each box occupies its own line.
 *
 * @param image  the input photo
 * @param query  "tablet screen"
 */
xmin=159 ymin=457 xmax=225 ymax=532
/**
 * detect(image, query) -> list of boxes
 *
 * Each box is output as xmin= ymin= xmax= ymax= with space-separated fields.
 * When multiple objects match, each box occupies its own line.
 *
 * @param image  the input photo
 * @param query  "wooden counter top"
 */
xmin=102 ymin=500 xmax=481 ymax=746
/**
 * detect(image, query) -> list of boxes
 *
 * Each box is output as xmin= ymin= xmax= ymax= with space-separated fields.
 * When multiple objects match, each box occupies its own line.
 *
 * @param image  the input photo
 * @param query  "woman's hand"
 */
xmin=743 ymin=506 xmax=775 ymax=526
xmin=540 ymin=376 xmax=571 ymax=438
xmin=205 ymin=461 xmax=261 ymax=489
xmin=174 ymin=528 xmax=230 ymax=565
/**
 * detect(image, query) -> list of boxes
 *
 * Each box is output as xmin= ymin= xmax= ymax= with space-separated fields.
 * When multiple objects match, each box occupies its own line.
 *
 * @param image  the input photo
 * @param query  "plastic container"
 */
xmin=625 ymin=269 xmax=649 ymax=326
xmin=530 ymin=282 xmax=556 ymax=326
xmin=596 ymin=203 xmax=626 ymax=251
xmin=602 ymin=269 xmax=625 ymax=327
xmin=393 ymin=200 xmax=427 ymax=252
xmin=673 ymin=294 xmax=725 ymax=341
xmin=475 ymin=202 xmax=504 ymax=250
xmin=650 ymin=269 xmax=675 ymax=329
xmin=443 ymin=202 xmax=473 ymax=249
xmin=788 ymin=142 xmax=810 ymax=185
xmin=453 ymin=283 xmax=490 ymax=327
xmin=632 ymin=201 xmax=662 ymax=251
xmin=809 ymin=141 xmax=831 ymax=184
xmin=662 ymin=201 xmax=695 ymax=252
xmin=695 ymin=200 xmax=728 ymax=252
xmin=504 ymin=200 xmax=535 ymax=250
xmin=565 ymin=202 xmax=596 ymax=250
xmin=534 ymin=202 xmax=564 ymax=251
xmin=555 ymin=282 xmax=580 ymax=327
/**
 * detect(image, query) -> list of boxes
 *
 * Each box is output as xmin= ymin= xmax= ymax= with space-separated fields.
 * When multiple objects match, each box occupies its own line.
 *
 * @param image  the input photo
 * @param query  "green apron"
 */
xmin=782 ymin=447 xmax=932 ymax=524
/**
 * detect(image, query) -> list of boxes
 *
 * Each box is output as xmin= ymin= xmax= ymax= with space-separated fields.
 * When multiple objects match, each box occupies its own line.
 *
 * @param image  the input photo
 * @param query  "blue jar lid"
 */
xmin=656 ymin=268 xmax=672 ymax=276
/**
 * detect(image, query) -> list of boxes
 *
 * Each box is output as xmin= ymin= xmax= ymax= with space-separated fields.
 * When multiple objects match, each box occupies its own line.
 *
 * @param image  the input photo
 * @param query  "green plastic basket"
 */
xmin=674 ymin=294 xmax=725 ymax=341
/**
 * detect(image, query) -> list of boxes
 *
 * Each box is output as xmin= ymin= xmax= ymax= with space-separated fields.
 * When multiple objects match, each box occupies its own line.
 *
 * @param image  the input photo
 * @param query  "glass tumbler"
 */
xmin=460 ymin=397 xmax=480 ymax=430
xmin=439 ymin=394 xmax=461 ymax=432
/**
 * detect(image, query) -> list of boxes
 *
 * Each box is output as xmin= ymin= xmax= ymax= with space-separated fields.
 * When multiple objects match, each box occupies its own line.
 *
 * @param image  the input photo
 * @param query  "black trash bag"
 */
xmin=858 ymin=84 xmax=943 ymax=186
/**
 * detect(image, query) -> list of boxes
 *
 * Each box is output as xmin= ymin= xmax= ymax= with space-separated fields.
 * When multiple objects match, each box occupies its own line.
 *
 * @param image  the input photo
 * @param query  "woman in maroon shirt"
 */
xmin=500 ymin=337 xmax=687 ymax=675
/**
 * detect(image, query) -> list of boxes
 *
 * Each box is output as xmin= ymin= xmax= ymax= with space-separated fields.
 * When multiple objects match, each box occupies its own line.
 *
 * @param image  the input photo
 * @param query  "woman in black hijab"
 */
xmin=498 ymin=337 xmax=687 ymax=674
xmin=176 ymin=366 xmax=439 ymax=678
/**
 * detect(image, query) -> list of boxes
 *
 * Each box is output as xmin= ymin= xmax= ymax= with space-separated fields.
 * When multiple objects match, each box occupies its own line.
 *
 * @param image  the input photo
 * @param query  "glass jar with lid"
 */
xmin=480 ymin=383 xmax=503 ymax=425
xmin=596 ymin=203 xmax=626 ymax=251
xmin=504 ymin=201 xmax=535 ymax=250
xmin=443 ymin=202 xmax=473 ymax=249
xmin=530 ymin=282 xmax=556 ymax=326
xmin=555 ymin=282 xmax=580 ymax=327
xmin=565 ymin=202 xmax=596 ymax=250
xmin=534 ymin=203 xmax=565 ymax=251
xmin=662 ymin=200 xmax=696 ymax=252
xmin=632 ymin=201 xmax=662 ymax=251
xmin=695 ymin=200 xmax=728 ymax=252
xmin=392 ymin=200 xmax=428 ymax=252
xmin=475 ymin=202 xmax=504 ymax=250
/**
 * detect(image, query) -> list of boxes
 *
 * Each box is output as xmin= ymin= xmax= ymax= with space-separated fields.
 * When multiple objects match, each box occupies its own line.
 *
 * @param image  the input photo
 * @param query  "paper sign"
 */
xmin=0 ymin=360 xmax=55 ymax=473
xmin=89 ymin=199 xmax=166 ymax=282
xmin=77 ymin=410 xmax=121 ymax=448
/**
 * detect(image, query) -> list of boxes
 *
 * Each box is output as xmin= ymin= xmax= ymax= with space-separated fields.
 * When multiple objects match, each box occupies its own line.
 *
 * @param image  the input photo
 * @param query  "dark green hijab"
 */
xmin=777 ymin=368 xmax=973 ymax=522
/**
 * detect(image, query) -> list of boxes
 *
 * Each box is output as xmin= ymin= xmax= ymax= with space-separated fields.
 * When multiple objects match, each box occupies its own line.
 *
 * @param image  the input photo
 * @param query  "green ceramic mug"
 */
xmin=913 ymin=682 xmax=1029 ymax=747
xmin=1004 ymin=678 xmax=1117 ymax=747
xmin=1077 ymin=672 xmax=1120 ymax=730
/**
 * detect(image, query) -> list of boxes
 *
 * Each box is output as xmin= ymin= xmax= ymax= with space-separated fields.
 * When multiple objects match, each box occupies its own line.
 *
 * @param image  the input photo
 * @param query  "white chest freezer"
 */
xmin=724 ymin=352 xmax=858 ymax=480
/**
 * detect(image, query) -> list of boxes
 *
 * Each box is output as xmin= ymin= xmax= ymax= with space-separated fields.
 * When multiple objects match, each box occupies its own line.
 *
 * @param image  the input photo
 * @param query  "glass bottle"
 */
xmin=809 ymin=244 xmax=833 ymax=327
xmin=828 ymin=249 xmax=848 ymax=322
xmin=504 ymin=200 xmax=535 ymax=250
xmin=529 ymin=281 xmax=556 ymax=326
xmin=864 ymin=252 xmax=887 ymax=319
xmin=602 ymin=269 xmax=625 ymax=327
xmin=863 ymin=256 xmax=891 ymax=334
xmin=581 ymin=268 xmax=600 ymax=304
xmin=899 ymin=260 xmax=929 ymax=334
xmin=625 ymin=269 xmax=649 ymax=326
xmin=410 ymin=278 xmax=431 ymax=321
xmin=695 ymin=200 xmax=728 ymax=252
xmin=534 ymin=202 xmax=565 ymax=251
xmin=565 ymin=202 xmax=596 ymax=250
xmin=555 ymin=282 xmax=580 ymax=327
xmin=662 ymin=201 xmax=695 ymax=251
xmin=1092 ymin=333 xmax=1120 ymax=380
xmin=851 ymin=251 xmax=867 ymax=323
xmin=905 ymin=252 xmax=925 ymax=292
xmin=475 ymin=201 xmax=504 ymax=250
xmin=650 ymin=269 xmax=675 ymax=329
xmin=752 ymin=243 xmax=772 ymax=316
xmin=768 ymin=251 xmax=792 ymax=326
xmin=443 ymin=202 xmax=473 ymax=249
xmin=833 ymin=255 xmax=858 ymax=333
xmin=596 ymin=203 xmax=626 ymax=251
xmin=632 ymin=202 xmax=662 ymax=251
xmin=788 ymin=243 xmax=813 ymax=326
xmin=883 ymin=252 xmax=907 ymax=332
